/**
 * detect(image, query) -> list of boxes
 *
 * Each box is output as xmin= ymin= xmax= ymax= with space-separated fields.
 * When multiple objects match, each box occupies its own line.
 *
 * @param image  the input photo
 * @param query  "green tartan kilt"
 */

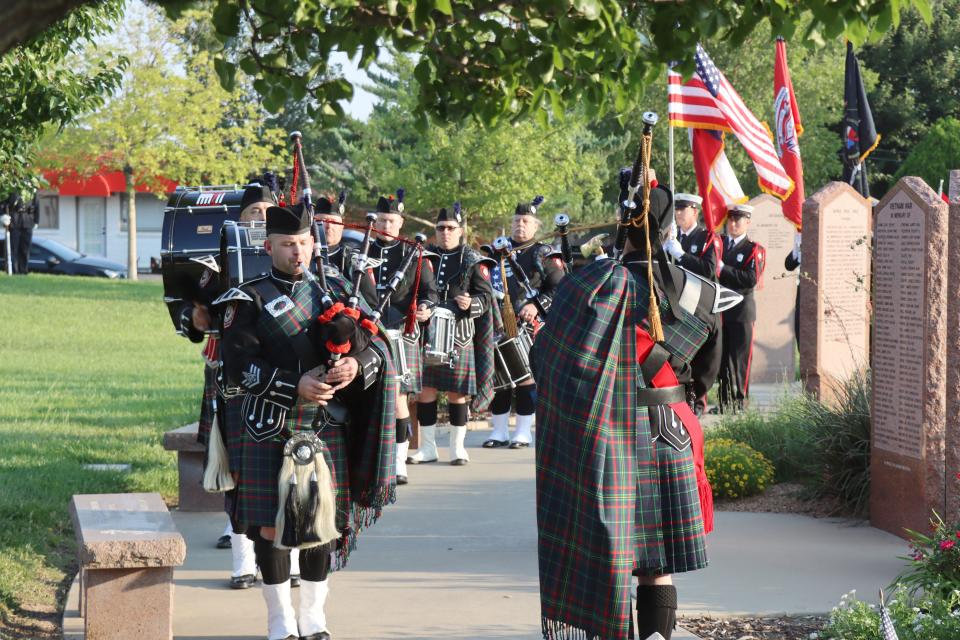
xmin=422 ymin=341 xmax=476 ymax=395
xmin=396 ymin=334 xmax=423 ymax=395
xmin=234 ymin=401 xmax=350 ymax=531
xmin=222 ymin=394 xmax=247 ymax=472
xmin=197 ymin=365 xmax=218 ymax=445
xmin=635 ymin=435 xmax=708 ymax=576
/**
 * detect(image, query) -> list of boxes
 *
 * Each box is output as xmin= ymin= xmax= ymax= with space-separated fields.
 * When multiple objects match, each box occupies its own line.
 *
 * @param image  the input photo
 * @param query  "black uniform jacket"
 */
xmin=677 ymin=225 xmax=720 ymax=281
xmin=368 ymin=238 xmax=439 ymax=329
xmin=718 ymin=235 xmax=765 ymax=323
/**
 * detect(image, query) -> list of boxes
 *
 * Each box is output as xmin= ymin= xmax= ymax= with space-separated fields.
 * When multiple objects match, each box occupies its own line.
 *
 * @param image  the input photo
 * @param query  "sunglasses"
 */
xmin=435 ymin=225 xmax=460 ymax=231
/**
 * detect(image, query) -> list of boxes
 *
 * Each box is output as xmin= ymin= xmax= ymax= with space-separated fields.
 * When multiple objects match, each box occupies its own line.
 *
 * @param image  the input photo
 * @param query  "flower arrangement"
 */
xmin=703 ymin=438 xmax=775 ymax=500
xmin=896 ymin=474 xmax=960 ymax=600
xmin=825 ymin=588 xmax=960 ymax=640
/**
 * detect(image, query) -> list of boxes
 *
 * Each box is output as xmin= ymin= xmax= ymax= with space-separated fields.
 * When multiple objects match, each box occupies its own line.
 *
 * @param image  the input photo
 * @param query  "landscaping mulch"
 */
xmin=716 ymin=482 xmax=849 ymax=519
xmin=681 ymin=614 xmax=827 ymax=640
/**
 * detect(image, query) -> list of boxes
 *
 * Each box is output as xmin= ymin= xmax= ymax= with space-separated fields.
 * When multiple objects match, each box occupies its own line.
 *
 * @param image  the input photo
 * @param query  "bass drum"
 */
xmin=161 ymin=186 xmax=246 ymax=331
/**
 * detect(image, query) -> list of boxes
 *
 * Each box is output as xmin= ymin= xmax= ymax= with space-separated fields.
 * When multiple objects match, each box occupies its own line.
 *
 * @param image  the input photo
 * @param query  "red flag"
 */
xmin=773 ymin=37 xmax=805 ymax=230
xmin=691 ymin=128 xmax=747 ymax=233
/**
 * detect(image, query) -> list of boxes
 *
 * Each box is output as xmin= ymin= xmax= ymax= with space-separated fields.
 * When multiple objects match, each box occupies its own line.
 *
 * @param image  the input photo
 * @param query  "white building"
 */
xmin=37 ymin=170 xmax=177 ymax=272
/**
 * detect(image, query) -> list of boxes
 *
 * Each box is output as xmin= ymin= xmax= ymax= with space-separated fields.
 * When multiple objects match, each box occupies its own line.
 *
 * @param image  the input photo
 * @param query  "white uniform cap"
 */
xmin=674 ymin=193 xmax=703 ymax=207
xmin=728 ymin=203 xmax=754 ymax=217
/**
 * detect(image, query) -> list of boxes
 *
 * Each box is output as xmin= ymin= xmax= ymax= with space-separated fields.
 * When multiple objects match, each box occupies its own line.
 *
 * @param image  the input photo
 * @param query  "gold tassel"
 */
xmin=638 ymin=131 xmax=665 ymax=342
xmin=499 ymin=256 xmax=519 ymax=338
xmin=202 ymin=412 xmax=235 ymax=493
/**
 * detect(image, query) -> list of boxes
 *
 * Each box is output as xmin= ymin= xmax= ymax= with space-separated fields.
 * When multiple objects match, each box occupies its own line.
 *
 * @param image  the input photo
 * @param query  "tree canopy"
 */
xmin=0 ymin=0 xmax=125 ymax=196
xmin=158 ymin=0 xmax=931 ymax=129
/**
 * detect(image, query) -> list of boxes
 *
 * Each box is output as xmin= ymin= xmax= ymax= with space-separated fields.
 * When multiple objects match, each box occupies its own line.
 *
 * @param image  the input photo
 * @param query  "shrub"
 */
xmin=703 ymin=438 xmax=775 ymax=500
xmin=824 ymin=588 xmax=960 ymax=640
xmin=898 ymin=504 xmax=960 ymax=600
xmin=708 ymin=394 xmax=817 ymax=483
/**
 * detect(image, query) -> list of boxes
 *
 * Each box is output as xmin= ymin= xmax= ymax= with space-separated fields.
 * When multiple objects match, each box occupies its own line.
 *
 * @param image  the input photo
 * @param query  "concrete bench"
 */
xmin=69 ymin=493 xmax=186 ymax=640
xmin=162 ymin=422 xmax=222 ymax=512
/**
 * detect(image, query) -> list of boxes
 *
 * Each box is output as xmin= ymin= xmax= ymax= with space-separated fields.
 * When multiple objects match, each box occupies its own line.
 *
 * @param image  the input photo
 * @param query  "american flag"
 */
xmin=668 ymin=44 xmax=794 ymax=200
xmin=879 ymin=589 xmax=899 ymax=640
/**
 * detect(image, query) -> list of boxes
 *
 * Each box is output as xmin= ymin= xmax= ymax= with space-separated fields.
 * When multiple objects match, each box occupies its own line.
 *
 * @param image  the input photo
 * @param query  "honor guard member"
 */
xmin=313 ymin=192 xmax=378 ymax=306
xmin=661 ymin=192 xmax=723 ymax=416
xmin=409 ymin=202 xmax=497 ymax=466
xmin=221 ymin=205 xmax=396 ymax=640
xmin=484 ymin=195 xmax=564 ymax=450
xmin=368 ymin=189 xmax=438 ymax=484
xmin=784 ymin=231 xmax=801 ymax=348
xmin=717 ymin=203 xmax=766 ymax=414
xmin=176 ymin=181 xmax=275 ymax=589
xmin=533 ymin=174 xmax=718 ymax=640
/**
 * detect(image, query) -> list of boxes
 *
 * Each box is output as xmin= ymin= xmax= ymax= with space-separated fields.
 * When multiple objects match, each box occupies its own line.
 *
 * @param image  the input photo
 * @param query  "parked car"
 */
xmin=0 ymin=236 xmax=127 ymax=278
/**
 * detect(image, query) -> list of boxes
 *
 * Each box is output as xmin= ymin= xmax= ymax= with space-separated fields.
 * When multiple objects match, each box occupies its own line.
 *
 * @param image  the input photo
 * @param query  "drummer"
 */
xmin=408 ymin=203 xmax=496 ymax=466
xmin=368 ymin=189 xmax=438 ymax=484
xmin=484 ymin=196 xmax=565 ymax=449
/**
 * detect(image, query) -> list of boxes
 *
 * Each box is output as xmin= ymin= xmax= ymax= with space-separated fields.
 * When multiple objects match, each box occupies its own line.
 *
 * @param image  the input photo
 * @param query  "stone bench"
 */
xmin=162 ymin=422 xmax=222 ymax=512
xmin=69 ymin=493 xmax=186 ymax=640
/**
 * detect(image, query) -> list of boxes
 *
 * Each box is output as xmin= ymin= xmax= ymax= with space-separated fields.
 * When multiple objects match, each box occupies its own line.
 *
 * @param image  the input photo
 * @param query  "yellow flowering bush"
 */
xmin=704 ymin=438 xmax=775 ymax=499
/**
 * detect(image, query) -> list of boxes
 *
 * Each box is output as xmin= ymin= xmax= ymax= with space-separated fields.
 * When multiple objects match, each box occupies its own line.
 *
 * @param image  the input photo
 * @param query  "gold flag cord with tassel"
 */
xmin=499 ymin=256 xmax=519 ymax=338
xmin=625 ymin=130 xmax=665 ymax=342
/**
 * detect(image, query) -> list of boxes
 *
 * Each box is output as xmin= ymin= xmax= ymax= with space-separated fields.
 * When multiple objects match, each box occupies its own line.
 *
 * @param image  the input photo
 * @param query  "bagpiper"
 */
xmin=221 ymin=204 xmax=396 ymax=640
xmin=367 ymin=189 xmax=438 ymax=484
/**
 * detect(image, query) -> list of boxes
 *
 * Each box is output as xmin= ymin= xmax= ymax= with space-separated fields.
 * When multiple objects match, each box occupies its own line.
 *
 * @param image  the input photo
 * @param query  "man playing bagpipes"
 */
xmin=177 ymin=180 xmax=274 ymax=588
xmin=221 ymin=204 xmax=397 ymax=640
xmin=533 ymin=114 xmax=741 ymax=640
xmin=312 ymin=191 xmax=378 ymax=307
xmin=408 ymin=202 xmax=498 ymax=467
xmin=367 ymin=189 xmax=438 ymax=484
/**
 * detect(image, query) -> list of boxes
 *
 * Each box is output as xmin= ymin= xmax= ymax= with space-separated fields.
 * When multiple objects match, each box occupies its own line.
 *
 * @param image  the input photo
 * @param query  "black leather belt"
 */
xmin=636 ymin=385 xmax=685 ymax=407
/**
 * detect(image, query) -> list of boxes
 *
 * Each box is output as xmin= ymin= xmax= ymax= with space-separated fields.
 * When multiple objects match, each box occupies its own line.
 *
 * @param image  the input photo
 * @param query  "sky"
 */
xmin=331 ymin=51 xmax=381 ymax=121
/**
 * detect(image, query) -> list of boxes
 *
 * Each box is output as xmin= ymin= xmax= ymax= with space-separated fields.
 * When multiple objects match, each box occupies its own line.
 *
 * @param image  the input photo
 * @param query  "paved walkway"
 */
xmin=66 ymin=426 xmax=909 ymax=639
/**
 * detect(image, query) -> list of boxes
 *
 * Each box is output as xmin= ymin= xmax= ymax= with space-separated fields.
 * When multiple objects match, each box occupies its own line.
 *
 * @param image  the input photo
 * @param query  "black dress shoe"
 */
xmin=215 ymin=534 xmax=232 ymax=549
xmin=300 ymin=632 xmax=331 ymax=640
xmin=396 ymin=475 xmax=408 ymax=485
xmin=290 ymin=574 xmax=300 ymax=588
xmin=450 ymin=458 xmax=468 ymax=466
xmin=482 ymin=439 xmax=509 ymax=448
xmin=508 ymin=441 xmax=530 ymax=449
xmin=229 ymin=574 xmax=255 ymax=589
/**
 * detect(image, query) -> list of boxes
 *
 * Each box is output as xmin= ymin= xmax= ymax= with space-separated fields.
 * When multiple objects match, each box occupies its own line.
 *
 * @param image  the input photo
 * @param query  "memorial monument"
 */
xmin=798 ymin=182 xmax=872 ymax=401
xmin=870 ymin=176 xmax=948 ymax=538
xmin=744 ymin=193 xmax=797 ymax=384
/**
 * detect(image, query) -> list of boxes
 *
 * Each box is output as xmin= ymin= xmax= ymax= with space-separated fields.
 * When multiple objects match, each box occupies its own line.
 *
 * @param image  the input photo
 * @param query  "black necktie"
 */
xmin=679 ymin=232 xmax=686 ymax=244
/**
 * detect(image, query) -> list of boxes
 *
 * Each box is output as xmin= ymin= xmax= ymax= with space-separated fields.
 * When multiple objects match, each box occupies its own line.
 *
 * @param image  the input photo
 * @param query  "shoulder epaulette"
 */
xmin=212 ymin=287 xmax=254 ymax=305
xmin=189 ymin=254 xmax=220 ymax=273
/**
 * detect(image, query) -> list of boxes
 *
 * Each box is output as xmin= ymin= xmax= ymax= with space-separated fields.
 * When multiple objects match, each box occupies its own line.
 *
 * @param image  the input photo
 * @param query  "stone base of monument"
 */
xmin=68 ymin=493 xmax=186 ymax=640
xmin=162 ymin=423 xmax=224 ymax=512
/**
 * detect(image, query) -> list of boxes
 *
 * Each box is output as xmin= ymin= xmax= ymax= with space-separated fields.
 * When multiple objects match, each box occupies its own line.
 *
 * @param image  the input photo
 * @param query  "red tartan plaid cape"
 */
xmin=532 ymin=259 xmax=659 ymax=640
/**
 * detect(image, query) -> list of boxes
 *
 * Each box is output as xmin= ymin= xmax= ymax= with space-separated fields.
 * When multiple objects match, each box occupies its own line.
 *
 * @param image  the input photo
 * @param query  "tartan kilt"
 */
xmin=234 ymin=402 xmax=350 ymax=531
xmin=422 ymin=341 xmax=476 ymax=395
xmin=196 ymin=365 xmax=218 ymax=446
xmin=222 ymin=394 xmax=247 ymax=472
xmin=395 ymin=333 xmax=423 ymax=395
xmin=634 ymin=431 xmax=708 ymax=576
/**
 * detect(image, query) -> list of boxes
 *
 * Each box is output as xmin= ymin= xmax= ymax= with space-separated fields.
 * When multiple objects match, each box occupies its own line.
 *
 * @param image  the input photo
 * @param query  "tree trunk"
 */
xmin=0 ymin=0 xmax=89 ymax=55
xmin=125 ymin=169 xmax=138 ymax=281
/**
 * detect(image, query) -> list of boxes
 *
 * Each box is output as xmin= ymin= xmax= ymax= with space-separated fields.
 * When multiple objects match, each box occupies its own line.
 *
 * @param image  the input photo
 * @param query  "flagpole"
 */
xmin=669 ymin=120 xmax=676 ymax=234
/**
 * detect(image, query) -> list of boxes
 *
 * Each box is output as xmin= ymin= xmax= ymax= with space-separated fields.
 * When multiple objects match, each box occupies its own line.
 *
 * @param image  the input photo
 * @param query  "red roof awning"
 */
xmin=43 ymin=169 xmax=178 ymax=196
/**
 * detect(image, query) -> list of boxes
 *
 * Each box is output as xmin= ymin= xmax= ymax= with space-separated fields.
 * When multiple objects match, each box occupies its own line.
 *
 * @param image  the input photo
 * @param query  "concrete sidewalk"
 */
xmin=65 ymin=426 xmax=910 ymax=639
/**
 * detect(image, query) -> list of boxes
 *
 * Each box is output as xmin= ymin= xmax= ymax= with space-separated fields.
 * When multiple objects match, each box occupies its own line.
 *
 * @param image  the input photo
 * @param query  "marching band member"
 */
xmin=409 ymin=203 xmax=496 ymax=466
xmin=484 ymin=196 xmax=564 ymax=450
xmin=368 ymin=189 xmax=438 ymax=484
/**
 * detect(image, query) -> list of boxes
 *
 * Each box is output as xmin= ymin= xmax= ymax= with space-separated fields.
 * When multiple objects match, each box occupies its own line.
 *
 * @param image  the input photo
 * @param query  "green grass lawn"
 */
xmin=0 ymin=274 xmax=201 ymax=631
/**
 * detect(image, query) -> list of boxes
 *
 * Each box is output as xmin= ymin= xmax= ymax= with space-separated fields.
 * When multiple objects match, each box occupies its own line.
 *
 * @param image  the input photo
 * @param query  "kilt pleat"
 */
xmin=399 ymin=335 xmax=423 ymax=394
xmin=422 ymin=342 xmax=476 ymax=395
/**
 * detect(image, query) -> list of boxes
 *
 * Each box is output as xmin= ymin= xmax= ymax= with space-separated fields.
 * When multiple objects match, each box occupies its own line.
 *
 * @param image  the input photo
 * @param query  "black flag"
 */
xmin=841 ymin=41 xmax=880 ymax=197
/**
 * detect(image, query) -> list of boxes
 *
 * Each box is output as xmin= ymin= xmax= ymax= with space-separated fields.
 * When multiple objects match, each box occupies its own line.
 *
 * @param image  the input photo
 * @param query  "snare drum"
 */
xmin=493 ymin=327 xmax=533 ymax=390
xmin=220 ymin=220 xmax=272 ymax=289
xmin=423 ymin=307 xmax=458 ymax=368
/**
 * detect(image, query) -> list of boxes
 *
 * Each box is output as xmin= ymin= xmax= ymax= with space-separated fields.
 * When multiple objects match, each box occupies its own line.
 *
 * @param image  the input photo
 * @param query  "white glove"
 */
xmin=663 ymin=237 xmax=684 ymax=259
xmin=792 ymin=231 xmax=802 ymax=261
